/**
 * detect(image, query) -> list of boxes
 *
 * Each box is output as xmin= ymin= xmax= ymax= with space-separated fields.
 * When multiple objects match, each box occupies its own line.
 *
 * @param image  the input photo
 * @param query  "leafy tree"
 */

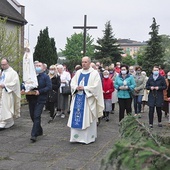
xmin=61 ymin=32 xmax=95 ymax=71
xmin=160 ymin=34 xmax=170 ymax=72
xmin=0 ymin=18 xmax=22 ymax=74
xmin=135 ymin=47 xmax=146 ymax=67
xmin=94 ymin=21 xmax=122 ymax=64
xmin=33 ymin=27 xmax=58 ymax=67
xmin=142 ymin=18 xmax=164 ymax=75
xmin=121 ymin=55 xmax=135 ymax=66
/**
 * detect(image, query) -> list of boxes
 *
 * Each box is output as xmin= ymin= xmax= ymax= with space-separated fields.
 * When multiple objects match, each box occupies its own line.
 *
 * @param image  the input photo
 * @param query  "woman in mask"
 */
xmin=162 ymin=71 xmax=170 ymax=122
xmin=141 ymin=71 xmax=149 ymax=113
xmin=114 ymin=64 xmax=136 ymax=122
xmin=46 ymin=65 xmax=60 ymax=123
xmin=146 ymin=66 xmax=167 ymax=128
xmin=102 ymin=70 xmax=114 ymax=121
xmin=133 ymin=66 xmax=145 ymax=118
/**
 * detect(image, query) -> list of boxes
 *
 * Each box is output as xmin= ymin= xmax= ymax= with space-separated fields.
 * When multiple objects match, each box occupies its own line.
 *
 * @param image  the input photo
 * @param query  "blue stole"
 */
xmin=71 ymin=73 xmax=90 ymax=129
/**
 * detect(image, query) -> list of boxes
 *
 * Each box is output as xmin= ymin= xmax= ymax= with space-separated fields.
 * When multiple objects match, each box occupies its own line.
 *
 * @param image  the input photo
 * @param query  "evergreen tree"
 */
xmin=33 ymin=27 xmax=57 ymax=67
xmin=50 ymin=37 xmax=58 ymax=64
xmin=94 ymin=21 xmax=122 ymax=64
xmin=142 ymin=18 xmax=164 ymax=75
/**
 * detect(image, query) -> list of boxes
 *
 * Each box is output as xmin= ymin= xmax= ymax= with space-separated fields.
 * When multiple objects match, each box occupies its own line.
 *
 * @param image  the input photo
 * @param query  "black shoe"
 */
xmin=105 ymin=117 xmax=109 ymax=122
xmin=158 ymin=123 xmax=162 ymax=127
xmin=149 ymin=124 xmax=153 ymax=129
xmin=30 ymin=136 xmax=37 ymax=143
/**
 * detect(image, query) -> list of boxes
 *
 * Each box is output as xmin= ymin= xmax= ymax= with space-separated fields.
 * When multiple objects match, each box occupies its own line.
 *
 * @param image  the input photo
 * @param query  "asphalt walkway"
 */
xmin=0 ymin=104 xmax=170 ymax=170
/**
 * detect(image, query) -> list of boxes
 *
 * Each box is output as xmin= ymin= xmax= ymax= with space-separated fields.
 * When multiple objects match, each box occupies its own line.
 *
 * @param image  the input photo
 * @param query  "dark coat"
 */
xmin=48 ymin=75 xmax=60 ymax=102
xmin=146 ymin=74 xmax=167 ymax=107
xmin=26 ymin=72 xmax=52 ymax=103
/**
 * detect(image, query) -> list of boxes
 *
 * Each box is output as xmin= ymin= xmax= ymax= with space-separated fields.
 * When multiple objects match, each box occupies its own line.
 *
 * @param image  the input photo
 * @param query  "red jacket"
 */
xmin=114 ymin=66 xmax=120 ymax=74
xmin=102 ymin=78 xmax=114 ymax=99
xmin=159 ymin=69 xmax=165 ymax=77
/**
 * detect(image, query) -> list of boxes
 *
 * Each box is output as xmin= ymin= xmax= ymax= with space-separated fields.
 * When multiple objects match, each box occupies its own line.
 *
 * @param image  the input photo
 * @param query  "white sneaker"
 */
xmin=61 ymin=114 xmax=65 ymax=118
xmin=56 ymin=112 xmax=61 ymax=116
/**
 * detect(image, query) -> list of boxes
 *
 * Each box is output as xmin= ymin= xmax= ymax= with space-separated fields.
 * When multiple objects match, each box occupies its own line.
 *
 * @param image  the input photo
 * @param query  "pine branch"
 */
xmin=128 ymin=144 xmax=170 ymax=161
xmin=101 ymin=116 xmax=170 ymax=170
xmin=135 ymin=118 xmax=161 ymax=147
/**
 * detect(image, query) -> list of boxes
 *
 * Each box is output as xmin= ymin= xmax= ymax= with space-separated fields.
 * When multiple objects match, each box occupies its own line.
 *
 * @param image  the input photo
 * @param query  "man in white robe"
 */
xmin=0 ymin=58 xmax=21 ymax=128
xmin=67 ymin=56 xmax=104 ymax=144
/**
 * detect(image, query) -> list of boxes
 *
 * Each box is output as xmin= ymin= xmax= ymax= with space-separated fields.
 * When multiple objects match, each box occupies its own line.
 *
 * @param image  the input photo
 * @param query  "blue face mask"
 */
xmin=153 ymin=71 xmax=159 ymax=76
xmin=35 ymin=67 xmax=42 ymax=74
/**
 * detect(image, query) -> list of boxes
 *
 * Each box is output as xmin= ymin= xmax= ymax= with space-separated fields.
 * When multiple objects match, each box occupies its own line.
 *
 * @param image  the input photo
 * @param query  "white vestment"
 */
xmin=0 ymin=67 xmax=21 ymax=128
xmin=23 ymin=45 xmax=38 ymax=92
xmin=67 ymin=67 xmax=104 ymax=144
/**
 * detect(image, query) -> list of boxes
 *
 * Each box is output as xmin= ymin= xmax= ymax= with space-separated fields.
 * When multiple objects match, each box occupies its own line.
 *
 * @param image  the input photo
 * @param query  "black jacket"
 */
xmin=47 ymin=75 xmax=61 ymax=102
xmin=146 ymin=74 xmax=167 ymax=107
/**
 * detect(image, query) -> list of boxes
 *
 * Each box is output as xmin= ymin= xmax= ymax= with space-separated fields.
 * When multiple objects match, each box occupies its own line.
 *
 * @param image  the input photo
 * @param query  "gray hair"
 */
xmin=56 ymin=64 xmax=64 ymax=69
xmin=83 ymin=56 xmax=91 ymax=63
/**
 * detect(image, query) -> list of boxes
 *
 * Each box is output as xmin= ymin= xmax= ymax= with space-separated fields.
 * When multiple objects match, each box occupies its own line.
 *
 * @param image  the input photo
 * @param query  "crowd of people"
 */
xmin=0 ymin=56 xmax=170 ymax=144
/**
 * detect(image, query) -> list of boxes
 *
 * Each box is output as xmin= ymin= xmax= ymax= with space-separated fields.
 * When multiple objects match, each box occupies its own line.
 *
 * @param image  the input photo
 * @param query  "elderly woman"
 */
xmin=56 ymin=64 xmax=71 ymax=118
xmin=46 ymin=65 xmax=60 ymax=122
xmin=141 ymin=71 xmax=149 ymax=112
xmin=133 ymin=66 xmax=145 ymax=118
xmin=102 ymin=70 xmax=114 ymax=121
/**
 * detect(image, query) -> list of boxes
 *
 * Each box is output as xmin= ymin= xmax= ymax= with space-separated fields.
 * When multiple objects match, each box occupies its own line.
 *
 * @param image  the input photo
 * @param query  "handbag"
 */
xmin=48 ymin=90 xmax=57 ymax=102
xmin=61 ymin=84 xmax=71 ymax=95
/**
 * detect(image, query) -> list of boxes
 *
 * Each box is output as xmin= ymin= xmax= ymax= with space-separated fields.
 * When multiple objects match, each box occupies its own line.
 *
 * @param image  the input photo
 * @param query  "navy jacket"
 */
xmin=26 ymin=73 xmax=52 ymax=103
xmin=146 ymin=74 xmax=167 ymax=107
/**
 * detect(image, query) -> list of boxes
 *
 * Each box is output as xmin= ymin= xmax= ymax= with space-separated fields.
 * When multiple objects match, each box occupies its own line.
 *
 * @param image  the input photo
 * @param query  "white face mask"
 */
xmin=167 ymin=76 xmax=170 ymax=80
xmin=121 ymin=70 xmax=127 ymax=75
xmin=49 ymin=70 xmax=55 ymax=75
xmin=104 ymin=75 xmax=109 ymax=78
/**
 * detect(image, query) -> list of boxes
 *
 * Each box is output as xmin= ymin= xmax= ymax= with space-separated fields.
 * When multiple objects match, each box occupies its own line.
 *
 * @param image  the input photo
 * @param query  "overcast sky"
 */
xmin=19 ymin=0 xmax=170 ymax=52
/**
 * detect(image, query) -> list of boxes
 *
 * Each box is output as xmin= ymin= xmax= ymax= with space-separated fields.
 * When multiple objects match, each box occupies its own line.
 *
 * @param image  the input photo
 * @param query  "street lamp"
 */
xmin=28 ymin=24 xmax=34 ymax=43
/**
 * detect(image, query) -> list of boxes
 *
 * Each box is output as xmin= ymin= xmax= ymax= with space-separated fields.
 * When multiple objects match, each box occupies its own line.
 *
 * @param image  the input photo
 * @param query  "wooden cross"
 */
xmin=73 ymin=15 xmax=97 ymax=56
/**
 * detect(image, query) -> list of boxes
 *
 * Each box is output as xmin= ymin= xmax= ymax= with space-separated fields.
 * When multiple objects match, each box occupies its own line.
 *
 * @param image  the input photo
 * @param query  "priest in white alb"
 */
xmin=67 ymin=56 xmax=104 ymax=144
xmin=0 ymin=58 xmax=21 ymax=128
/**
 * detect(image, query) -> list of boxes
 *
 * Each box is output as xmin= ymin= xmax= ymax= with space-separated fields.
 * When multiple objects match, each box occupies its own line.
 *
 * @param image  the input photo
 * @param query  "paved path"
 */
xmin=0 ymin=104 xmax=170 ymax=170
